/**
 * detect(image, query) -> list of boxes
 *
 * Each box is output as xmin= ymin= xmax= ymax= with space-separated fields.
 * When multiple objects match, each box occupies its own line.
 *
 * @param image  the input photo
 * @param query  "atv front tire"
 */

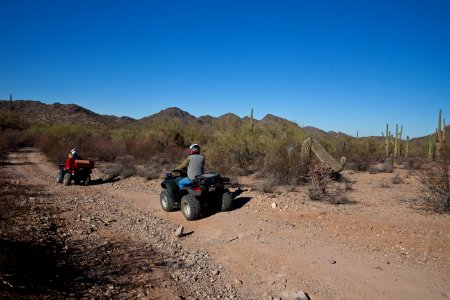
xmin=160 ymin=189 xmax=176 ymax=212
xmin=221 ymin=191 xmax=233 ymax=212
xmin=63 ymin=173 xmax=71 ymax=186
xmin=181 ymin=194 xmax=201 ymax=221
xmin=56 ymin=170 xmax=64 ymax=183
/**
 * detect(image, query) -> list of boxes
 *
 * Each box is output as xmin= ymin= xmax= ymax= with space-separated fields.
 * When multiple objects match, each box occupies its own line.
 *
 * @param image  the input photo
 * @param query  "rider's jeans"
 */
xmin=178 ymin=177 xmax=192 ymax=189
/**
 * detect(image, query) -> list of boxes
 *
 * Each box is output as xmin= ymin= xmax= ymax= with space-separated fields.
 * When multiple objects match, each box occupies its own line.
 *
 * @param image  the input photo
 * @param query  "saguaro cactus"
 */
xmin=436 ymin=110 xmax=446 ymax=159
xmin=301 ymin=137 xmax=343 ymax=173
xmin=428 ymin=136 xmax=434 ymax=161
xmin=385 ymin=124 xmax=390 ymax=157
xmin=394 ymin=124 xmax=399 ymax=158
xmin=405 ymin=136 xmax=409 ymax=159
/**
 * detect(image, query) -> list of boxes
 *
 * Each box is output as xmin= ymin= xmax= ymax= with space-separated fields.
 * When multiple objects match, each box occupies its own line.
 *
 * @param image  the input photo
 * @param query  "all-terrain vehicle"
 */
xmin=160 ymin=169 xmax=234 ymax=221
xmin=56 ymin=158 xmax=94 ymax=186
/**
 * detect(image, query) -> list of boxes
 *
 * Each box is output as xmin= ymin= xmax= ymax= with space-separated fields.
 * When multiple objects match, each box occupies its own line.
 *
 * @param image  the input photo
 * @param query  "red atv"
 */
xmin=56 ymin=158 xmax=94 ymax=186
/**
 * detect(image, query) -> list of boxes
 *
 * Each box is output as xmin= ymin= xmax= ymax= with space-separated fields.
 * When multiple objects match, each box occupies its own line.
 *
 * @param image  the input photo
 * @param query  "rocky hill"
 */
xmin=0 ymin=100 xmax=137 ymax=128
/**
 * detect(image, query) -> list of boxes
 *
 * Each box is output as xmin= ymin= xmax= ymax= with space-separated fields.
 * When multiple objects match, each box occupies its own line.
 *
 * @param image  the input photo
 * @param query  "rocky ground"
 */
xmin=1 ymin=148 xmax=449 ymax=299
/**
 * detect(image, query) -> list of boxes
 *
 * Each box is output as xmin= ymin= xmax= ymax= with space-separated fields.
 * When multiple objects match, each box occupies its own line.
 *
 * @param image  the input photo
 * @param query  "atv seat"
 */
xmin=195 ymin=173 xmax=219 ymax=186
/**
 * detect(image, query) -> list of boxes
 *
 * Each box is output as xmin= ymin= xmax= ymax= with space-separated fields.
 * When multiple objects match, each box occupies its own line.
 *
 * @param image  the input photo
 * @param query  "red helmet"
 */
xmin=189 ymin=144 xmax=200 ymax=155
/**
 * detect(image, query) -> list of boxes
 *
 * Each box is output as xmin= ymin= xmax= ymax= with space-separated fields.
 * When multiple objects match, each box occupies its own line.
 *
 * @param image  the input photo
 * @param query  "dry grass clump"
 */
xmin=391 ymin=174 xmax=404 ymax=184
xmin=368 ymin=162 xmax=394 ymax=174
xmin=255 ymin=180 xmax=276 ymax=194
xmin=379 ymin=181 xmax=391 ymax=188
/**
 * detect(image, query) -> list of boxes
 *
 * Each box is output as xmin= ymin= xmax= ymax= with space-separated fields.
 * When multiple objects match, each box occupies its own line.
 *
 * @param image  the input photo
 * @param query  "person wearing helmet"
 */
xmin=67 ymin=148 xmax=81 ymax=160
xmin=175 ymin=144 xmax=205 ymax=189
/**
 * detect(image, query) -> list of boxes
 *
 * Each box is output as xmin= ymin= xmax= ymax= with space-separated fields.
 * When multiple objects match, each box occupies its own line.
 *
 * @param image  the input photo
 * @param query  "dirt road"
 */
xmin=1 ymin=148 xmax=449 ymax=299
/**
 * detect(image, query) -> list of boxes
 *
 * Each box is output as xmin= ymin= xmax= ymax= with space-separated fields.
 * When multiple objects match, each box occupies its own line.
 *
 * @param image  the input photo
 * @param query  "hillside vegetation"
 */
xmin=1 ymin=100 xmax=448 ymax=203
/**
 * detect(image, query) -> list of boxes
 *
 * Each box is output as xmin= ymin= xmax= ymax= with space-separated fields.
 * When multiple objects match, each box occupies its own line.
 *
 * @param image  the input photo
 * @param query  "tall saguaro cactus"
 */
xmin=405 ymin=136 xmax=409 ymax=159
xmin=394 ymin=124 xmax=399 ymax=158
xmin=385 ymin=124 xmax=389 ymax=157
xmin=435 ymin=109 xmax=446 ymax=159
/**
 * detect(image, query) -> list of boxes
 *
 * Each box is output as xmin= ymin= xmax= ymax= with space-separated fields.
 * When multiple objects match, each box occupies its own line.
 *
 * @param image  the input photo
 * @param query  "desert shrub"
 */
xmin=125 ymin=138 xmax=164 ymax=163
xmin=368 ymin=165 xmax=383 ymax=174
xmin=30 ymin=124 xmax=89 ymax=164
xmin=148 ymin=118 xmax=186 ymax=149
xmin=337 ymin=175 xmax=354 ymax=191
xmin=256 ymin=180 xmax=276 ymax=193
xmin=0 ymin=129 xmax=35 ymax=157
xmin=84 ymin=133 xmax=119 ymax=162
xmin=346 ymin=160 xmax=369 ymax=172
xmin=207 ymin=122 xmax=263 ymax=176
xmin=0 ymin=110 xmax=30 ymax=130
xmin=404 ymin=158 xmax=424 ymax=170
xmin=308 ymin=186 xmax=324 ymax=200
xmin=336 ymin=137 xmax=383 ymax=172
xmin=380 ymin=162 xmax=394 ymax=173
xmin=416 ymin=159 xmax=450 ymax=212
xmin=326 ymin=192 xmax=353 ymax=205
xmin=391 ymin=174 xmax=404 ymax=184
xmin=263 ymin=145 xmax=308 ymax=185
xmin=307 ymin=164 xmax=333 ymax=200
xmin=260 ymin=124 xmax=308 ymax=185
xmin=138 ymin=164 xmax=164 ymax=180
xmin=101 ymin=158 xmax=137 ymax=178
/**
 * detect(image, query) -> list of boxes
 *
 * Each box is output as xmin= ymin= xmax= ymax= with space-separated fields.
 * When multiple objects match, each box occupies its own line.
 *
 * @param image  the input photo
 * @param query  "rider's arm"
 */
xmin=175 ymin=157 xmax=190 ymax=170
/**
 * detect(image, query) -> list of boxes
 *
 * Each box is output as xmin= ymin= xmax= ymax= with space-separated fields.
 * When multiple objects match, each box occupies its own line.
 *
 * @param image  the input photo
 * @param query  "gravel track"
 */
xmin=1 ymin=148 xmax=449 ymax=299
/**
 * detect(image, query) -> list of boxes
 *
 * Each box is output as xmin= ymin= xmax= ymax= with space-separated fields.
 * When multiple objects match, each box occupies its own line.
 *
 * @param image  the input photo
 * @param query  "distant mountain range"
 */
xmin=1 ymin=100 xmax=448 ymax=142
xmin=0 ymin=100 xmax=337 ymax=136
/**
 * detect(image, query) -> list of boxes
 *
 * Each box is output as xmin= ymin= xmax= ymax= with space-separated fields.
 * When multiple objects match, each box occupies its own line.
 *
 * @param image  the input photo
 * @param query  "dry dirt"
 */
xmin=1 ymin=148 xmax=449 ymax=299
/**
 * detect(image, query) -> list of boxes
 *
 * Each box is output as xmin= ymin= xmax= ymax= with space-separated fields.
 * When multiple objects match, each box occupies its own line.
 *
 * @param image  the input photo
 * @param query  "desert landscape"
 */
xmin=1 ymin=148 xmax=449 ymax=300
xmin=1 ymin=101 xmax=449 ymax=299
xmin=2 ymin=2 xmax=450 ymax=299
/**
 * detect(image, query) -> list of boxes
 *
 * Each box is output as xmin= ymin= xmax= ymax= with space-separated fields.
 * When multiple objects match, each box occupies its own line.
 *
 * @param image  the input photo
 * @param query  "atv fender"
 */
xmin=186 ymin=188 xmax=202 ymax=197
xmin=161 ymin=180 xmax=181 ymax=207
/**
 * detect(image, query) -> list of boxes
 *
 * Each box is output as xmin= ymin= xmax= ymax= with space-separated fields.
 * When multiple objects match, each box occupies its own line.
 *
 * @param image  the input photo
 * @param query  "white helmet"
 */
xmin=189 ymin=144 xmax=200 ymax=154
xmin=70 ymin=149 xmax=77 ymax=155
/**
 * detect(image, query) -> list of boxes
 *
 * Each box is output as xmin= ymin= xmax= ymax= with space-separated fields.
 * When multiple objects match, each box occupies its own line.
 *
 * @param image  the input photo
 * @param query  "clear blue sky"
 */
xmin=1 ymin=0 xmax=449 ymax=138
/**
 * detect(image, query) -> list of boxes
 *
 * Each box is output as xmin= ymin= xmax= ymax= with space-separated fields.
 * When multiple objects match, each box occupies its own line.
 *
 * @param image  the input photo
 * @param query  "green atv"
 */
xmin=160 ymin=170 xmax=234 ymax=221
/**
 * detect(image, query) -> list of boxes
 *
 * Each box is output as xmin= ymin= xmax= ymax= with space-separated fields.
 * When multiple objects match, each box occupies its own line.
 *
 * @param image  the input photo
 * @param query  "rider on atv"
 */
xmin=160 ymin=143 xmax=234 ymax=220
xmin=174 ymin=144 xmax=205 ymax=188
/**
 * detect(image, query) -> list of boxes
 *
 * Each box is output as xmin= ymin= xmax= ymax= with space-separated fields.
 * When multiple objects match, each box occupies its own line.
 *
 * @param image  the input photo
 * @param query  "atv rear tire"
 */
xmin=160 ymin=189 xmax=176 ymax=212
xmin=221 ymin=191 xmax=233 ymax=212
xmin=63 ymin=173 xmax=71 ymax=186
xmin=181 ymin=194 xmax=201 ymax=221
xmin=84 ymin=175 xmax=91 ymax=186
xmin=56 ymin=170 xmax=64 ymax=183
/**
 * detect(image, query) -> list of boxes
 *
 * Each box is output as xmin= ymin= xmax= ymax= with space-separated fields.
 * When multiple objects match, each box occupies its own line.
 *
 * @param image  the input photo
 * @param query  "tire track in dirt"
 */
xmin=2 ymin=149 xmax=245 ymax=299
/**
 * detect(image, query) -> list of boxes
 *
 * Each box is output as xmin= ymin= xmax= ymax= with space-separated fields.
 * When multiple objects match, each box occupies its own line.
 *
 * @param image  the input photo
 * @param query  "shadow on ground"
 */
xmin=0 ymin=171 xmax=184 ymax=299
